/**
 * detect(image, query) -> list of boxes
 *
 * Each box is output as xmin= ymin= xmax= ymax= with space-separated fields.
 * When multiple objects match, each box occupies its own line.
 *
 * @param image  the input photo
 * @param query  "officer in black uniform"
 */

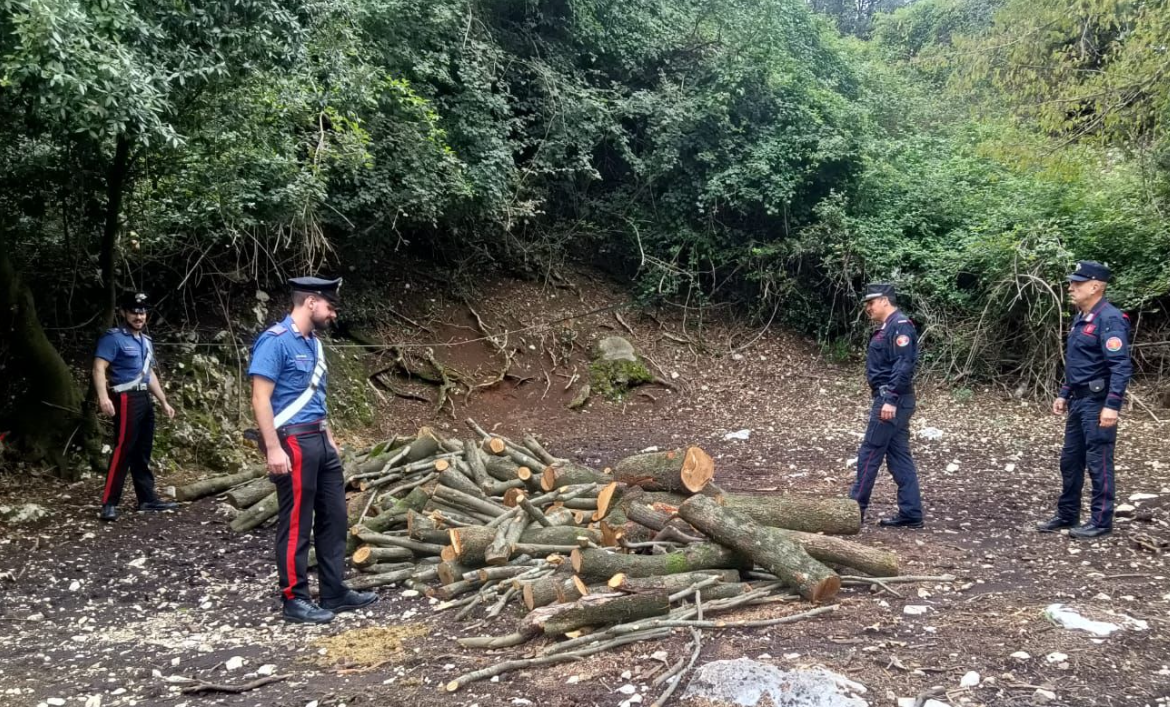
xmin=93 ymin=292 xmax=178 ymax=522
xmin=248 ymin=277 xmax=376 ymax=623
xmin=1037 ymin=261 xmax=1132 ymax=539
xmin=849 ymin=283 xmax=925 ymax=528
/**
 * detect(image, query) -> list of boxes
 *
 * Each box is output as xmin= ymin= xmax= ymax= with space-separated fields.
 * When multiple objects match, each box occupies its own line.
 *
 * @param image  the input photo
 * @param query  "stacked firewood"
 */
xmin=176 ymin=420 xmax=950 ymax=695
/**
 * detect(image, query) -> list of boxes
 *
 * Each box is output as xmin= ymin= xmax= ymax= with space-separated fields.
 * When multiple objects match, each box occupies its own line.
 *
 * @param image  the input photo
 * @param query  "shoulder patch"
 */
xmin=1105 ymin=336 xmax=1124 ymax=352
xmin=896 ymin=334 xmax=911 ymax=347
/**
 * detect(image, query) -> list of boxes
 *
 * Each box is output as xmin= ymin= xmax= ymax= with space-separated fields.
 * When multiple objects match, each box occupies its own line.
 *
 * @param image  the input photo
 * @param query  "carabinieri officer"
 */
xmin=1037 ymin=261 xmax=1132 ymax=539
xmin=849 ymin=283 xmax=925 ymax=528
xmin=248 ymin=277 xmax=376 ymax=623
xmin=94 ymin=292 xmax=177 ymax=522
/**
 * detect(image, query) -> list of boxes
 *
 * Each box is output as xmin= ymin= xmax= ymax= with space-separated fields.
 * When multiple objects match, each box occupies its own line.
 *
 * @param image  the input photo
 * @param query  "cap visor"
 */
xmin=862 ymin=293 xmax=883 ymax=302
xmin=1066 ymin=274 xmax=1091 ymax=282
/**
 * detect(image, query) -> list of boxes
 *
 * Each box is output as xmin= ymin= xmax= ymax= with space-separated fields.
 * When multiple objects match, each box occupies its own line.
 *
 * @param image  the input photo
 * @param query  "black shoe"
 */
xmin=282 ymin=598 xmax=334 ymax=624
xmin=879 ymin=515 xmax=924 ymax=529
xmin=1069 ymin=523 xmax=1112 ymax=539
xmin=99 ymin=504 xmax=117 ymax=522
xmin=138 ymin=500 xmax=178 ymax=512
xmin=1036 ymin=516 xmax=1077 ymax=532
xmin=321 ymin=590 xmax=377 ymax=614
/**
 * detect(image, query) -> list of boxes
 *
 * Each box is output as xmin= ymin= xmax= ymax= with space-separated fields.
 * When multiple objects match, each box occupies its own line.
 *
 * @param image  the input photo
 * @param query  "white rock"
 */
xmin=85 ymin=696 xmax=102 ymax=707
xmin=917 ymin=427 xmax=944 ymax=440
xmin=566 ymin=676 xmax=580 ymax=684
xmin=1046 ymin=652 xmax=1068 ymax=664
xmin=510 ymin=699 xmax=532 ymax=706
xmin=401 ymin=590 xmax=420 ymax=598
xmin=1005 ymin=463 xmax=1016 ymax=472
xmin=903 ymin=605 xmax=929 ymax=616
xmin=305 ymin=702 xmax=319 ymax=707
xmin=960 ymin=671 xmax=980 ymax=687
xmin=1129 ymin=493 xmax=1158 ymax=502
xmin=618 ymin=684 xmax=638 ymax=695
xmin=723 ymin=429 xmax=752 ymax=441
xmin=621 ymin=670 xmax=633 ymax=679
xmin=945 ymin=463 xmax=960 ymax=472
xmin=1044 ymin=604 xmax=1121 ymax=636
xmin=257 ymin=664 xmax=276 ymax=676
xmin=1114 ymin=504 xmax=1136 ymax=517
xmin=128 ymin=557 xmax=147 ymax=569
xmin=1033 ymin=688 xmax=1056 ymax=704
xmin=639 ymin=446 xmax=660 ymax=454
xmin=651 ymin=651 xmax=668 ymax=661
xmin=225 ymin=656 xmax=244 ymax=671
xmin=47 ymin=700 xmax=66 ymax=706
xmin=69 ymin=581 xmax=81 ymax=591
xmin=1010 ymin=651 xmax=1031 ymax=661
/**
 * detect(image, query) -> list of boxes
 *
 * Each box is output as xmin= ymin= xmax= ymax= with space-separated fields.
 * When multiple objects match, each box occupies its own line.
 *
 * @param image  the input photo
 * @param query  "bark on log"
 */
xmin=679 ymin=495 xmax=840 ymax=603
xmin=571 ymin=544 xmax=746 ymax=582
xmin=225 ymin=477 xmax=273 ymax=509
xmin=437 ymin=468 xmax=485 ymax=498
xmin=520 ymin=575 xmax=576 ymax=610
xmin=229 ymin=491 xmax=279 ymax=532
xmin=437 ymin=560 xmax=472 ymax=585
xmin=405 ymin=427 xmax=441 ymax=462
xmin=352 ymin=545 xmax=414 ymax=567
xmin=723 ymin=494 xmax=861 ymax=536
xmin=450 ymin=526 xmax=496 ymax=565
xmin=613 ymin=447 xmax=714 ymax=494
xmin=453 ymin=525 xmax=604 ymax=565
xmin=485 ymin=516 xmax=530 ymax=566
xmin=348 ymin=568 xmax=415 ymax=590
xmin=483 ymin=456 xmax=521 ymax=483
xmin=774 ymin=529 xmax=898 ymax=577
xmin=176 ymin=466 xmax=265 ymax=502
xmin=464 ymin=438 xmax=490 ymax=490
xmin=540 ymin=462 xmax=609 ymax=492
xmin=537 ymin=591 xmax=671 ymax=637
xmin=607 ymin=569 xmax=741 ymax=593
xmin=434 ymin=486 xmax=507 ymax=518
xmin=406 ymin=510 xmax=453 ymax=544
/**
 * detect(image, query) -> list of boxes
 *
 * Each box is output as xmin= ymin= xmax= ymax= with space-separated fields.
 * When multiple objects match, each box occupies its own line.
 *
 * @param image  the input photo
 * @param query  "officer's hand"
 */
xmin=267 ymin=448 xmax=292 ymax=476
xmin=99 ymin=398 xmax=115 ymax=417
xmin=163 ymin=403 xmax=176 ymax=420
xmin=880 ymin=403 xmax=897 ymax=421
xmin=1099 ymin=407 xmax=1119 ymax=428
xmin=1052 ymin=397 xmax=1067 ymax=415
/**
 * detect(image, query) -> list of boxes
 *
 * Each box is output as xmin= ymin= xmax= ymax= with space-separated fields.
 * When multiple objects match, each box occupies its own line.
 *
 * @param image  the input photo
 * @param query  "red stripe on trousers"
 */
xmin=101 ymin=393 xmax=130 ymax=504
xmin=283 ymin=436 xmax=304 ymax=600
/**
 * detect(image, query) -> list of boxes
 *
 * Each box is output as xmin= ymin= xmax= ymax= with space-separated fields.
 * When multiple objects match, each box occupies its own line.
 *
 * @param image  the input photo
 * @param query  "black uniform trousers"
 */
xmin=1057 ymin=395 xmax=1117 ymax=528
xmin=101 ymin=390 xmax=158 ymax=506
xmin=850 ymin=395 xmax=923 ymax=521
xmin=271 ymin=430 xmax=348 ymax=602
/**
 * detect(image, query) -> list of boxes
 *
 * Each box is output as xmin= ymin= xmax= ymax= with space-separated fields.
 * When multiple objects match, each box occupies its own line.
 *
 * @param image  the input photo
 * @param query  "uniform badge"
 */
xmin=1105 ymin=337 xmax=1123 ymax=352
xmin=896 ymin=334 xmax=910 ymax=347
xmin=1083 ymin=324 xmax=1096 ymax=335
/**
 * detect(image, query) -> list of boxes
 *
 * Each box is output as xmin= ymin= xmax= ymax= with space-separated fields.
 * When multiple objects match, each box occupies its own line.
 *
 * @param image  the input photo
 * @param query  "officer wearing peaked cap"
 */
xmin=248 ymin=277 xmax=376 ymax=623
xmin=1037 ymin=261 xmax=1132 ymax=539
xmin=850 ymin=283 xmax=925 ymax=528
xmin=93 ymin=292 xmax=178 ymax=522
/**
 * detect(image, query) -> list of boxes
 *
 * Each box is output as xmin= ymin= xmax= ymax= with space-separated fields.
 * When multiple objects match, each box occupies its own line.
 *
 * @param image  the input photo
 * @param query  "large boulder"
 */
xmin=682 ymin=658 xmax=868 ymax=707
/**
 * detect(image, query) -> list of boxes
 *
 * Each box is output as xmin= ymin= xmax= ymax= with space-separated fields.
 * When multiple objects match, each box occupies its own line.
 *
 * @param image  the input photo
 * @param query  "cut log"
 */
xmin=464 ymin=438 xmax=490 ymax=490
xmin=406 ymin=510 xmax=453 ymax=544
xmin=450 ymin=526 xmax=496 ymax=565
xmin=483 ymin=456 xmax=521 ymax=483
xmin=483 ymin=479 xmax=526 ymax=496
xmin=484 ymin=437 xmax=507 ymax=455
xmin=437 ymin=468 xmax=484 ymax=498
xmin=774 ymin=529 xmax=898 ymax=577
xmin=522 ymin=434 xmax=562 ymax=466
xmin=571 ymin=544 xmax=746 ymax=582
xmin=485 ymin=516 xmax=529 ymax=566
xmin=225 ymin=477 xmax=273 ymax=509
xmin=229 ymin=491 xmax=279 ymax=532
xmin=541 ymin=463 xmax=608 ymax=492
xmin=434 ymin=486 xmax=507 ymax=518
xmin=724 ymin=494 xmax=861 ymax=536
xmin=592 ymin=482 xmax=623 ymax=521
xmin=359 ymin=561 xmax=414 ymax=575
xmin=403 ymin=427 xmax=441 ymax=463
xmin=613 ymin=447 xmax=714 ymax=494
xmin=679 ymin=495 xmax=840 ymax=603
xmin=437 ymin=560 xmax=472 ymax=585
xmin=607 ymin=568 xmax=741 ymax=592
xmin=352 ymin=544 xmax=414 ymax=567
xmin=537 ymin=591 xmax=671 ymax=637
xmin=176 ymin=466 xmax=265 ymax=502
xmin=348 ymin=568 xmax=415 ymax=590
xmin=502 ymin=487 xmax=526 ymax=508
xmin=520 ymin=575 xmax=576 ymax=610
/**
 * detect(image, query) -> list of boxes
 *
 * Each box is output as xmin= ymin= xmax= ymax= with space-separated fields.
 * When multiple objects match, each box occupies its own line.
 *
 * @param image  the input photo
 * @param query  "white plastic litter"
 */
xmin=1044 ymin=604 xmax=1121 ymax=637
xmin=917 ymin=427 xmax=944 ymax=440
xmin=682 ymin=659 xmax=867 ymax=707
xmin=723 ymin=429 xmax=752 ymax=441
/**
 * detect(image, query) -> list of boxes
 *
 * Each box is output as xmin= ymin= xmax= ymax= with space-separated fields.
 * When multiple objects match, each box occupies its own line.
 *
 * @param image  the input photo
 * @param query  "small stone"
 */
xmin=1046 ymin=652 xmax=1068 ymax=664
xmin=225 ymin=656 xmax=244 ymax=671
xmin=903 ymin=605 xmax=929 ymax=616
xmin=85 ymin=696 xmax=102 ymax=707
xmin=1129 ymin=493 xmax=1158 ymax=502
xmin=1010 ymin=651 xmax=1031 ymax=661
xmin=69 ymin=581 xmax=81 ymax=591
xmin=946 ymin=463 xmax=960 ymax=472
xmin=1114 ymin=504 xmax=1136 ymax=517
xmin=47 ymin=700 xmax=66 ymax=707
xmin=566 ymin=676 xmax=580 ymax=684
xmin=128 ymin=557 xmax=147 ymax=569
xmin=651 ymin=651 xmax=668 ymax=662
xmin=257 ymin=664 xmax=276 ymax=676
xmin=621 ymin=670 xmax=632 ymax=679
xmin=960 ymin=671 xmax=980 ymax=687
xmin=618 ymin=684 xmax=637 ymax=695
xmin=1033 ymin=688 xmax=1057 ymax=704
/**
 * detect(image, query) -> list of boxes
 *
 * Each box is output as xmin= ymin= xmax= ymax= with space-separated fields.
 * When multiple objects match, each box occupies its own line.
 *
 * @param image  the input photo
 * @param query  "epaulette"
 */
xmin=264 ymin=324 xmax=288 ymax=336
xmin=105 ymin=327 xmax=121 ymax=335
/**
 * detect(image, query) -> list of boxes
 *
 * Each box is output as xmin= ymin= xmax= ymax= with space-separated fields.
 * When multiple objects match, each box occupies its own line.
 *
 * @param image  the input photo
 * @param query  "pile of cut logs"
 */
xmin=176 ymin=420 xmax=950 ymax=696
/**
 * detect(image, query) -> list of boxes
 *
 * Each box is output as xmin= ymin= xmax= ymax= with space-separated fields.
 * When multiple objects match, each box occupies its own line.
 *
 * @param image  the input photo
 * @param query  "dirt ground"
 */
xmin=2 ymin=273 xmax=1168 ymax=707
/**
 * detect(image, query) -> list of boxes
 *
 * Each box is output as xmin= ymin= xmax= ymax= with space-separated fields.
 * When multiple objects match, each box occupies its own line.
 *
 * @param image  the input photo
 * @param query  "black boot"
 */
xmin=1036 ymin=516 xmax=1077 ymax=532
xmin=321 ymin=590 xmax=378 ymax=614
xmin=1069 ymin=523 xmax=1112 ymax=539
xmin=138 ymin=500 xmax=178 ymax=512
xmin=879 ymin=515 xmax=924 ymax=529
xmin=99 ymin=504 xmax=118 ymax=522
xmin=282 ymin=598 xmax=335 ymax=624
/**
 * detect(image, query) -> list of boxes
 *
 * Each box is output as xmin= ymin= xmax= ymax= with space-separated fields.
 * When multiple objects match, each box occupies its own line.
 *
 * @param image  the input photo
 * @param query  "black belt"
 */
xmin=1068 ymin=386 xmax=1106 ymax=399
xmin=277 ymin=420 xmax=326 ymax=439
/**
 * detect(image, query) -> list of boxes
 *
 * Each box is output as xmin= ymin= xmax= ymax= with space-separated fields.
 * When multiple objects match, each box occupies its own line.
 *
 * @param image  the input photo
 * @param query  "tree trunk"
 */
xmin=0 ymin=230 xmax=87 ymax=475
xmin=774 ymin=529 xmax=898 ymax=577
xmin=540 ymin=462 xmax=609 ymax=491
xmin=229 ymin=491 xmax=280 ymax=532
xmin=352 ymin=545 xmax=414 ymax=567
xmin=613 ymin=447 xmax=714 ymax=494
xmin=607 ymin=568 xmax=742 ymax=592
xmin=226 ymin=475 xmax=275 ymax=508
xmin=571 ymin=544 xmax=747 ymax=582
xmin=99 ymin=133 xmax=131 ymax=328
xmin=679 ymin=495 xmax=840 ymax=603
xmin=533 ymin=591 xmax=672 ymax=637
xmin=723 ymin=494 xmax=861 ymax=535
xmin=174 ymin=466 xmax=266 ymax=502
